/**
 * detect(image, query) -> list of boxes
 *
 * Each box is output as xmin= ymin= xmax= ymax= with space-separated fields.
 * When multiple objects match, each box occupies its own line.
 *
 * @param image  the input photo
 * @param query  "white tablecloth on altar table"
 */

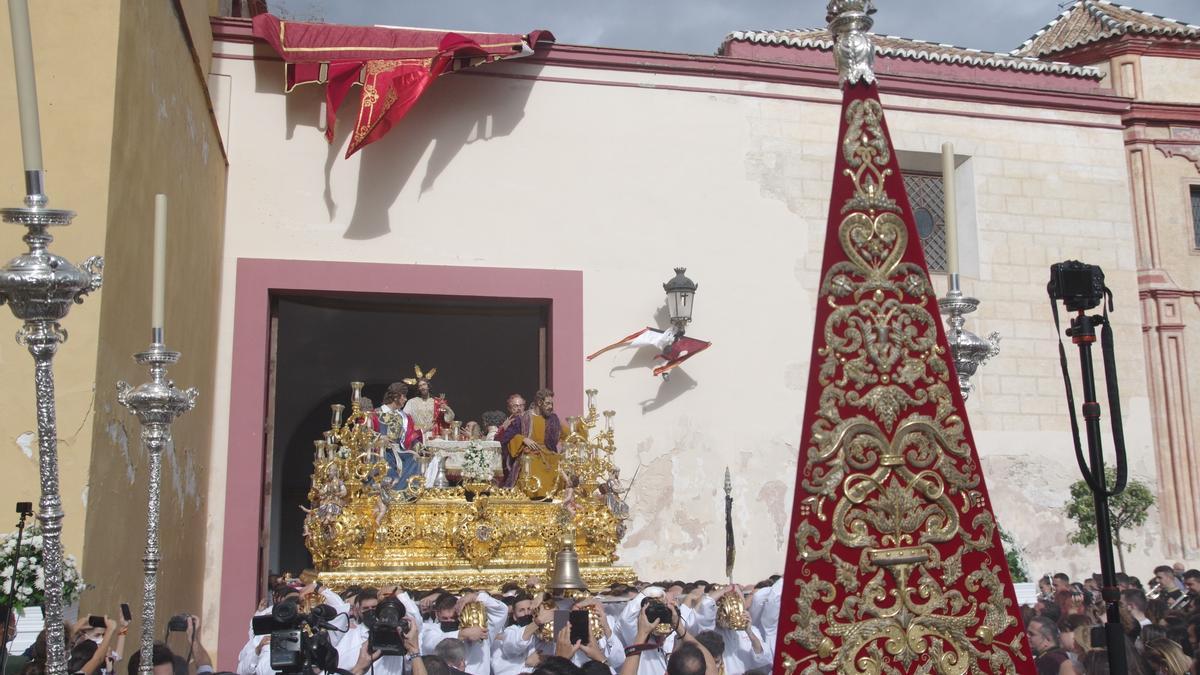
xmin=422 ymin=440 xmax=502 ymax=481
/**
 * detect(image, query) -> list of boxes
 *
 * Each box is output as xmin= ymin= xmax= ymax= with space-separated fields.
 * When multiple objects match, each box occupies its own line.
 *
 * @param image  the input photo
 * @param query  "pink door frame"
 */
xmin=216 ymin=258 xmax=583 ymax=666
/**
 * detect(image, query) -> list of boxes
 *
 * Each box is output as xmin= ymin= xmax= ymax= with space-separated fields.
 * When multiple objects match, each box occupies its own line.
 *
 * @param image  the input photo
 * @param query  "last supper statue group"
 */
xmin=364 ymin=365 xmax=565 ymax=501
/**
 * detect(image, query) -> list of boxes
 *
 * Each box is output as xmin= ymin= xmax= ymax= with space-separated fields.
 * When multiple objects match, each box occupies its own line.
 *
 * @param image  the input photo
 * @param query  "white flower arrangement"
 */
xmin=0 ymin=525 xmax=86 ymax=612
xmin=460 ymin=442 xmax=493 ymax=482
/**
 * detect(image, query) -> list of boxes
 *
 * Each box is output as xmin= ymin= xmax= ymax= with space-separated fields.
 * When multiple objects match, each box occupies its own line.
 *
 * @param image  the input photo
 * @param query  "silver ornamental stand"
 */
xmin=3 ymin=3 xmax=104 ymax=671
xmin=117 ymin=337 xmax=197 ymax=675
xmin=0 ymin=5 xmax=104 ymax=672
xmin=939 ymin=275 xmax=1001 ymax=400
xmin=0 ymin=193 xmax=100 ymax=675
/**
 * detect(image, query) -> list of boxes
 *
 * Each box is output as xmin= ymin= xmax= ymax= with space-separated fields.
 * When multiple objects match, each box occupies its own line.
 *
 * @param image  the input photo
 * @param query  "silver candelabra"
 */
xmin=117 ymin=336 xmax=197 ymax=675
xmin=0 ymin=173 xmax=103 ymax=675
xmin=938 ymin=274 xmax=1001 ymax=400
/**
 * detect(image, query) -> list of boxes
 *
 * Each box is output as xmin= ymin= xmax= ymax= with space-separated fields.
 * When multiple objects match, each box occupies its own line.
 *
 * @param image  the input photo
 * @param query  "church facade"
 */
xmin=0 ymin=0 xmax=1197 ymax=665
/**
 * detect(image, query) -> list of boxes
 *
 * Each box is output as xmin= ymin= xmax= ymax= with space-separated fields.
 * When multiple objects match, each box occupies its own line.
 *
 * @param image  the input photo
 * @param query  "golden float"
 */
xmin=303 ymin=384 xmax=636 ymax=591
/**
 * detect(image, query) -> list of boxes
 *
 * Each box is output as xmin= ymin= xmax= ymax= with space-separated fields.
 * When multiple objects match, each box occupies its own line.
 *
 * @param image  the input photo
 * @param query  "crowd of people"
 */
xmin=1024 ymin=563 xmax=1200 ymax=674
xmin=233 ymin=574 xmax=783 ymax=675
xmin=4 ymin=561 xmax=1198 ymax=675
xmin=0 ymin=607 xmax=212 ymax=675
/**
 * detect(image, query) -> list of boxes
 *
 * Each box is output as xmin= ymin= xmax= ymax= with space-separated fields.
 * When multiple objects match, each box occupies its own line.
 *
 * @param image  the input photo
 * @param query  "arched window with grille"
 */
xmin=901 ymin=171 xmax=949 ymax=273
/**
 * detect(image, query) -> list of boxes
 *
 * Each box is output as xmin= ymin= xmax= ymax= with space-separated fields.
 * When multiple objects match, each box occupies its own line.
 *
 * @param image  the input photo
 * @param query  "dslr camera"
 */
xmin=640 ymin=597 xmax=675 ymax=636
xmin=1048 ymin=260 xmax=1107 ymax=313
xmin=252 ymin=598 xmax=340 ymax=673
xmin=167 ymin=614 xmax=190 ymax=633
xmin=364 ymin=597 xmax=410 ymax=656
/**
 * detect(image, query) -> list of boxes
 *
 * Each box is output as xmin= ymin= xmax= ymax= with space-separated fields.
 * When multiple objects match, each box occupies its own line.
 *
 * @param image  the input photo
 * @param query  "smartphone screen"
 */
xmin=569 ymin=610 xmax=590 ymax=645
xmin=120 ymin=604 xmax=132 ymax=622
xmin=88 ymin=615 xmax=106 ymax=629
xmin=553 ymin=609 xmax=570 ymax=641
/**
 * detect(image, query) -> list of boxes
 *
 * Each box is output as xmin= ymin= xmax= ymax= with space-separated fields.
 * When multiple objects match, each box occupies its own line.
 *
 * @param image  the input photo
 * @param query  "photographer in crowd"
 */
xmin=618 ymin=605 xmax=717 ymax=675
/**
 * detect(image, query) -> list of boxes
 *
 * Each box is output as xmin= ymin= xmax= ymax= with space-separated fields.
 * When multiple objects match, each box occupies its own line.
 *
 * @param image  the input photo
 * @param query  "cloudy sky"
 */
xmin=268 ymin=0 xmax=1199 ymax=55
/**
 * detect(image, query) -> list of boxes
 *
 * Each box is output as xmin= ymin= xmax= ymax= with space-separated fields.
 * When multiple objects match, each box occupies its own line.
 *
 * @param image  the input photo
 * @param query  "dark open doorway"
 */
xmin=266 ymin=292 xmax=547 ymax=575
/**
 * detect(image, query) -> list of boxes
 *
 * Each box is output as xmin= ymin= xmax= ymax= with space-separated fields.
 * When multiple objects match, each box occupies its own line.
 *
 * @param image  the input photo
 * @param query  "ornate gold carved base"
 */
xmin=310 ymin=485 xmax=634 ymax=592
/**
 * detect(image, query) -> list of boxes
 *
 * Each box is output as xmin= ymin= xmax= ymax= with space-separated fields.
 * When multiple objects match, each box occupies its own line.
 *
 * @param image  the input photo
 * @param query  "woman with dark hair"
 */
xmin=18 ymin=623 xmax=71 ymax=675
xmin=1058 ymin=614 xmax=1091 ymax=668
xmin=66 ymin=640 xmax=97 ymax=675
xmin=1145 ymin=597 xmax=1170 ymax=626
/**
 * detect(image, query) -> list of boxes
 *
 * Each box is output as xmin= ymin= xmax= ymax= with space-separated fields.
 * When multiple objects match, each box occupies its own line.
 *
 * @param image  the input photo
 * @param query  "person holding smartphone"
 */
xmin=619 ymin=605 xmax=718 ymax=675
xmin=67 ymin=616 xmax=115 ymax=675
xmin=104 ymin=604 xmax=131 ymax=675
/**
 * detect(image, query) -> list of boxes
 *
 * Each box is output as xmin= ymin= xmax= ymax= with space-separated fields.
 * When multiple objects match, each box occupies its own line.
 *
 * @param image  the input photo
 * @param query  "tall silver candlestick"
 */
xmin=939 ymin=275 xmax=1001 ymax=400
xmin=4 ymin=3 xmax=103 ymax=673
xmin=117 ymin=339 xmax=197 ymax=675
xmin=0 ymin=187 xmax=103 ymax=675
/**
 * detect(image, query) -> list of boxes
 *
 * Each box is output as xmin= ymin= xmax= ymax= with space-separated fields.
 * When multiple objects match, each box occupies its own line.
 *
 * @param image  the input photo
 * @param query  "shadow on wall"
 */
xmin=256 ymin=57 xmax=543 ymax=240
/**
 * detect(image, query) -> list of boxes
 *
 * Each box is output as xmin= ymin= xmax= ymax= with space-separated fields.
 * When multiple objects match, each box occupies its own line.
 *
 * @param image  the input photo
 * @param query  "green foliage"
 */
xmin=1064 ymin=467 xmax=1154 ymax=560
xmin=998 ymin=526 xmax=1030 ymax=583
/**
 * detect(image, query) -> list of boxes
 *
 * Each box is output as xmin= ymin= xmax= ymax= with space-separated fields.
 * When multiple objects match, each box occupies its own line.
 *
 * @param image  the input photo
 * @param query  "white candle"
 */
xmin=152 ymin=194 xmax=167 ymax=335
xmin=941 ymin=142 xmax=959 ymax=277
xmin=8 ymin=0 xmax=43 ymax=172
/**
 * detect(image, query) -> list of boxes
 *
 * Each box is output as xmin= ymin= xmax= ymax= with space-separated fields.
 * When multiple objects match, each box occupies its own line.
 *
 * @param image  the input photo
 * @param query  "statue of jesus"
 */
xmin=401 ymin=365 xmax=454 ymax=437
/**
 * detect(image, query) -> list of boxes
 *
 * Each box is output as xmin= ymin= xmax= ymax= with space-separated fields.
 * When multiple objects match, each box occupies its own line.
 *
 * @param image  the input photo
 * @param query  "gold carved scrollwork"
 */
xmin=780 ymin=97 xmax=1026 ymax=674
xmin=842 ymin=100 xmax=899 ymax=216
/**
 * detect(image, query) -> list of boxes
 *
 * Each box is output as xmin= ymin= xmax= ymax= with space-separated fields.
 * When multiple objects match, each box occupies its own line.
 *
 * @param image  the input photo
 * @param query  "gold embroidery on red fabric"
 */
xmin=779 ymin=98 xmax=1027 ymax=674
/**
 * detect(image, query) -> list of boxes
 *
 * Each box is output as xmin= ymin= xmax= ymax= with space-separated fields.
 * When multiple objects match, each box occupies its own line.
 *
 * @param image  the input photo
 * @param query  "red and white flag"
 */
xmin=651 ymin=334 xmax=711 ymax=377
xmin=586 ymin=326 xmax=711 ymax=376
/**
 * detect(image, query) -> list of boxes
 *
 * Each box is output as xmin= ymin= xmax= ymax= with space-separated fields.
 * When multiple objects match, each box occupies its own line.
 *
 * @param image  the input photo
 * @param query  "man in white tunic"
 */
xmin=709 ymin=587 xmax=770 ymax=674
xmin=616 ymin=588 xmax=692 ymax=675
xmin=419 ymin=591 xmax=507 ymax=675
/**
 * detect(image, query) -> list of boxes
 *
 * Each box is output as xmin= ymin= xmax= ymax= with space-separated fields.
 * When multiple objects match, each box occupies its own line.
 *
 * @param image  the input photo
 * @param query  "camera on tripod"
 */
xmin=252 ymin=598 xmax=340 ymax=673
xmin=363 ymin=596 xmax=411 ymax=656
xmin=1047 ymin=260 xmax=1107 ymax=313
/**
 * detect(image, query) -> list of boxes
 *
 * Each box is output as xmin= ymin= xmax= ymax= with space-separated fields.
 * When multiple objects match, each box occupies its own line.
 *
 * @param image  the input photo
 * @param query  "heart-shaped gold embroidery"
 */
xmin=838 ymin=211 xmax=908 ymax=280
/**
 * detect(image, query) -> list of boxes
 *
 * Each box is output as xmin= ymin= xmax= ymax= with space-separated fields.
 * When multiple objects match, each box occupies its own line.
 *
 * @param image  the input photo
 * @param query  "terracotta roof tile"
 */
xmin=723 ymin=29 xmax=1103 ymax=80
xmin=1014 ymin=0 xmax=1200 ymax=57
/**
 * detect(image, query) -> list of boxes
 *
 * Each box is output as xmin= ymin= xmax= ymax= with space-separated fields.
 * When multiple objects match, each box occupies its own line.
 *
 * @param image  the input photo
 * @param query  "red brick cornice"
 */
xmin=211 ymin=15 xmax=256 ymax=43
xmin=1124 ymin=101 xmax=1200 ymax=127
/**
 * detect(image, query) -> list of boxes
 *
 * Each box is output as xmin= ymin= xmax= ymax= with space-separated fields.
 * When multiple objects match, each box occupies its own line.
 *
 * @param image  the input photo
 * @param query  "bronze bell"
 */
xmin=549 ymin=527 xmax=587 ymax=593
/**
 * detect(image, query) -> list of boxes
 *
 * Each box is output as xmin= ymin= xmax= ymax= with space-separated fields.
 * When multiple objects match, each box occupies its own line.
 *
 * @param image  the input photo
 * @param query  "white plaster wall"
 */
xmin=1140 ymin=56 xmax=1200 ymax=104
xmin=204 ymin=44 xmax=1164 ymax=637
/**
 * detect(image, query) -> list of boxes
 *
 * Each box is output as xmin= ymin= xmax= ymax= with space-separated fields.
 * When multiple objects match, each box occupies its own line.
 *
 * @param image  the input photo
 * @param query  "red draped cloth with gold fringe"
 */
xmin=252 ymin=14 xmax=553 ymax=157
xmin=771 ymin=80 xmax=1036 ymax=673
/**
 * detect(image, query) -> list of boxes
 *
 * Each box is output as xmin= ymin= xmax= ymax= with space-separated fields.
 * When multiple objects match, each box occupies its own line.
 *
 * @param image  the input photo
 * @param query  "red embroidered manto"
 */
xmin=771 ymin=80 xmax=1035 ymax=674
xmin=252 ymin=15 xmax=553 ymax=157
